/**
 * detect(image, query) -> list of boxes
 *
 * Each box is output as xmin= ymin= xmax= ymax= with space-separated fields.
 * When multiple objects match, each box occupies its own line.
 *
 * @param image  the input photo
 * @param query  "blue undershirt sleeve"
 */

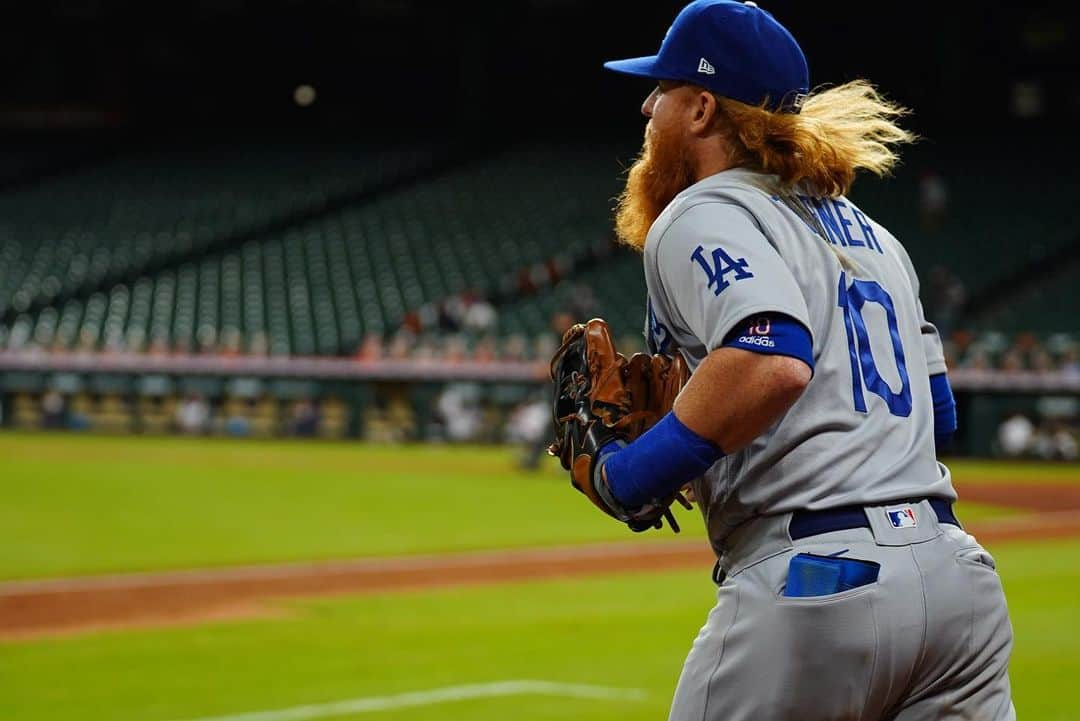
xmin=601 ymin=411 xmax=725 ymax=509
xmin=930 ymin=372 xmax=957 ymax=450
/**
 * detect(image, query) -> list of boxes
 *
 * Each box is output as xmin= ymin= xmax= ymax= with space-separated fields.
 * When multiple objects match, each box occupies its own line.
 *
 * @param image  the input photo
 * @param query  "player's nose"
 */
xmin=641 ymin=87 xmax=659 ymax=118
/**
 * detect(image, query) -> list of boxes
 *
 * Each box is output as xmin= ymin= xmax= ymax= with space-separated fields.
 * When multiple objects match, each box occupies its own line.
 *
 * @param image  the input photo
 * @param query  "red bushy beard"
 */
xmin=613 ymin=120 xmax=696 ymax=251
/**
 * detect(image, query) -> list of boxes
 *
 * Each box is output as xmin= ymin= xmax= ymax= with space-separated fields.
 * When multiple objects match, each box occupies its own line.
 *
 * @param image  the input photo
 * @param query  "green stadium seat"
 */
xmin=0 ymin=142 xmax=437 ymax=319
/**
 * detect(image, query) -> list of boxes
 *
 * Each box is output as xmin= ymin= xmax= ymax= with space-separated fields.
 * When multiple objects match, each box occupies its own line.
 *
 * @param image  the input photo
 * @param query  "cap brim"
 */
xmin=602 ymin=55 xmax=666 ymax=79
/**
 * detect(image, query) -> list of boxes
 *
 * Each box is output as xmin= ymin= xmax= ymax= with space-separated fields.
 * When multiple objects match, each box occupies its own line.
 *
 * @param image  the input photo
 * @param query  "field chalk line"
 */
xmin=165 ymin=680 xmax=649 ymax=721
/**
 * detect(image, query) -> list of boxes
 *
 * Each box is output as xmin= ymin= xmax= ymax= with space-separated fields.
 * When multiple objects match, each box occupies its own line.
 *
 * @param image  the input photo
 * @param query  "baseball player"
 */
xmin=588 ymin=1 xmax=1015 ymax=719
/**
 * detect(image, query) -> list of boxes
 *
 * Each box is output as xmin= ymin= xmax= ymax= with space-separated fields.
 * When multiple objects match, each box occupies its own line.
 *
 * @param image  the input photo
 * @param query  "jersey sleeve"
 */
xmin=891 ymin=235 xmax=948 ymax=376
xmin=648 ymin=202 xmax=812 ymax=352
xmin=914 ymin=298 xmax=947 ymax=375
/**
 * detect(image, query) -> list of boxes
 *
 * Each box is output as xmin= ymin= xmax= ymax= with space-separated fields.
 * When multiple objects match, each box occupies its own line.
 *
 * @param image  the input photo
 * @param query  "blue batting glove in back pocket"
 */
xmin=783 ymin=553 xmax=880 ymax=598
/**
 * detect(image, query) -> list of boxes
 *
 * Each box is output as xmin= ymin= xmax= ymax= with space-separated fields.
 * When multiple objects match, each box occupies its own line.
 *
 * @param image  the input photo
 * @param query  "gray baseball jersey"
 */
xmin=645 ymin=169 xmax=1014 ymax=721
xmin=642 ymin=167 xmax=956 ymax=553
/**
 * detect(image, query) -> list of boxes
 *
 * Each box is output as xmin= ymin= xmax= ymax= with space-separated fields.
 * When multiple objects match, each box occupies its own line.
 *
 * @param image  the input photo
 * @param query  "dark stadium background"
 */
xmin=4 ymin=2 xmax=1074 ymax=135
xmin=0 ymin=0 xmax=1076 ymax=457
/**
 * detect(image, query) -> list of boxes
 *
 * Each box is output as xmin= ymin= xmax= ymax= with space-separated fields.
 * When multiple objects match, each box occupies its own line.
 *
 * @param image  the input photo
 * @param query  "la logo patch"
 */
xmin=691 ymin=244 xmax=753 ymax=296
xmin=887 ymin=506 xmax=918 ymax=529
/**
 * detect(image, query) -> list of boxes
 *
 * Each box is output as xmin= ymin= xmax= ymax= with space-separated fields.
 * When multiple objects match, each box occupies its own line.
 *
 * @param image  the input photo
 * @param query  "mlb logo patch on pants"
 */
xmin=886 ymin=506 xmax=918 ymax=528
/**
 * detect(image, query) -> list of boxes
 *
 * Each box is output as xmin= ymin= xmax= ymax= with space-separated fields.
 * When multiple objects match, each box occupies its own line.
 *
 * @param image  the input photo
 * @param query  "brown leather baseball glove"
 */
xmin=547 ymin=318 xmax=692 ymax=532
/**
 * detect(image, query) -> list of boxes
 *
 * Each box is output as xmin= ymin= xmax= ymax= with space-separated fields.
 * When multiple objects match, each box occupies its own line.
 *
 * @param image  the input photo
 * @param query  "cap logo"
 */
xmin=697 ymin=58 xmax=716 ymax=75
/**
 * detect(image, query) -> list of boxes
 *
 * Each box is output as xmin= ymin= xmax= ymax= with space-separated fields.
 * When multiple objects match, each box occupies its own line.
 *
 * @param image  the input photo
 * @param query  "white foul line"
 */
xmin=165 ymin=680 xmax=648 ymax=721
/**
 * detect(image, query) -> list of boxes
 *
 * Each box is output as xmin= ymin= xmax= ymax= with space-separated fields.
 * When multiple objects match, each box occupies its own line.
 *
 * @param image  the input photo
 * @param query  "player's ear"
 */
xmin=689 ymin=90 xmax=718 ymax=136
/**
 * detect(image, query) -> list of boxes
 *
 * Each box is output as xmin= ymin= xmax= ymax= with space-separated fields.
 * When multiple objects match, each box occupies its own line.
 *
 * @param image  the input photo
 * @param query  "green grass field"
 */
xmin=0 ymin=433 xmax=1049 ymax=580
xmin=2 ymin=432 xmax=1078 ymax=721
xmin=0 ymin=433 xmax=684 ymax=579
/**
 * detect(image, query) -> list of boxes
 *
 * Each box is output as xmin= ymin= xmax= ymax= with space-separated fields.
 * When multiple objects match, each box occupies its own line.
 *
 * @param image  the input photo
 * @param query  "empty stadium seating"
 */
xmin=0 ymin=141 xmax=437 ymax=319
xmin=6 ymin=143 xmax=627 ymax=355
xmin=1 ymin=137 xmax=1075 ymax=372
xmin=2 ymin=138 xmax=1076 ymax=448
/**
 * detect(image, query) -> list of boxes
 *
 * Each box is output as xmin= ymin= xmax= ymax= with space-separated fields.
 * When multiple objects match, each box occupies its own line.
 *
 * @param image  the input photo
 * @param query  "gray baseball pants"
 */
xmin=669 ymin=499 xmax=1015 ymax=721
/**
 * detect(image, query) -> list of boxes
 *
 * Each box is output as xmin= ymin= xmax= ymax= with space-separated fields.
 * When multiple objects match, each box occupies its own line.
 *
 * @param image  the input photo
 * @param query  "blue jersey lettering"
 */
xmin=832 ymin=199 xmax=863 ymax=247
xmin=646 ymin=297 xmax=672 ymax=354
xmin=851 ymin=207 xmax=883 ymax=253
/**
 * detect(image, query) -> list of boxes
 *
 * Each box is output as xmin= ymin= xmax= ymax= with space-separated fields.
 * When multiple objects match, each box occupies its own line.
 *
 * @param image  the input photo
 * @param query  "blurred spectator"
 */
xmin=148 ymin=337 xmax=171 ymax=357
xmin=434 ymin=382 xmax=483 ymax=441
xmin=945 ymin=329 xmax=975 ymax=369
xmin=401 ymin=310 xmax=423 ymax=335
xmin=996 ymin=414 xmax=1079 ymax=461
xmin=501 ymin=334 xmax=528 ymax=361
xmin=219 ymin=327 xmax=243 ymax=357
xmin=473 ymin=335 xmax=497 ymax=363
xmin=176 ymin=394 xmax=210 ymax=435
xmin=505 ymin=395 xmax=552 ymax=470
xmin=411 ymin=335 xmax=438 ymax=361
xmin=41 ymin=390 xmax=65 ymax=429
xmin=533 ymin=332 xmax=557 ymax=361
xmin=1052 ymin=427 xmax=1079 ymax=461
xmin=354 ymin=333 xmax=385 ymax=361
xmin=387 ymin=330 xmax=415 ymax=360
xmin=948 ymin=333 xmax=1080 ymax=373
xmin=289 ymin=398 xmax=319 ymax=437
xmin=223 ymin=402 xmax=251 ymax=437
xmin=1060 ymin=347 xmax=1080 ymax=378
xmin=463 ymin=294 xmax=497 ymax=334
xmin=960 ymin=345 xmax=992 ymax=370
xmin=918 ymin=169 xmax=949 ymax=233
xmin=437 ymin=296 xmax=465 ymax=332
xmin=999 ymin=347 xmax=1024 ymax=372
xmin=1031 ymin=422 xmax=1080 ymax=462
xmin=1029 ymin=344 xmax=1054 ymax=374
xmin=996 ymin=413 xmax=1034 ymax=457
xmin=443 ymin=334 xmax=468 ymax=363
xmin=1013 ymin=331 xmax=1039 ymax=354
xmin=413 ymin=303 xmax=435 ymax=331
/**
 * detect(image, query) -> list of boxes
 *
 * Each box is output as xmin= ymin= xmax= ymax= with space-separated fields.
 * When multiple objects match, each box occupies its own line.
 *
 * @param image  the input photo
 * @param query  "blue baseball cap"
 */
xmin=603 ymin=0 xmax=809 ymax=113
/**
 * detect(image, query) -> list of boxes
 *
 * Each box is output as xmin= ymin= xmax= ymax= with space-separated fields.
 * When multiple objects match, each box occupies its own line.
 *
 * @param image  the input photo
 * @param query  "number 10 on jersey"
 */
xmin=837 ymin=272 xmax=912 ymax=418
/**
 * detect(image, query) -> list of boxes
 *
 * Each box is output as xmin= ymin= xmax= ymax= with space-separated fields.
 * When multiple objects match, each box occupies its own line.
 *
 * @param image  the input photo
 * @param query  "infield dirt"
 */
xmin=3 ymin=481 xmax=1078 ymax=640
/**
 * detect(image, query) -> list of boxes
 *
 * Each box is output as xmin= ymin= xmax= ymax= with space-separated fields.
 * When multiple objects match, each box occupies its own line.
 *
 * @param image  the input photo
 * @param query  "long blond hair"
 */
xmin=713 ymin=80 xmax=916 ymax=197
